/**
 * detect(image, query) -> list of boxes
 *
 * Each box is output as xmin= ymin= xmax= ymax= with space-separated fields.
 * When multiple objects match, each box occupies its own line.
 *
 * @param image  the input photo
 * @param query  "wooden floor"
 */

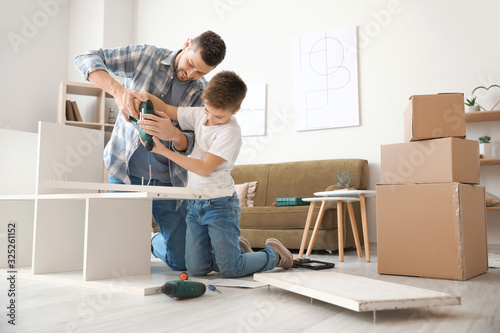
xmin=2 ymin=244 xmax=500 ymax=333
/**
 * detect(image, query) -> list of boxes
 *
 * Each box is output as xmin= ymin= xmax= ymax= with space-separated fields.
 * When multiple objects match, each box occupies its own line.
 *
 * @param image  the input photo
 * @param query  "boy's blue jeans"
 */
xmin=108 ymin=174 xmax=187 ymax=271
xmin=185 ymin=192 xmax=279 ymax=277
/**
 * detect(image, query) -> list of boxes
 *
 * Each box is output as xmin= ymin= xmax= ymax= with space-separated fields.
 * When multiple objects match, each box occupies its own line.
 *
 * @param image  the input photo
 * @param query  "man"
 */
xmin=74 ymin=31 xmax=226 ymax=271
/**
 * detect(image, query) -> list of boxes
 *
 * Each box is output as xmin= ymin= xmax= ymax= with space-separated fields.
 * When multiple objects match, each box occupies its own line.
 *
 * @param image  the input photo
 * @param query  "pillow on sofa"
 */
xmin=486 ymin=192 xmax=500 ymax=207
xmin=234 ymin=181 xmax=258 ymax=207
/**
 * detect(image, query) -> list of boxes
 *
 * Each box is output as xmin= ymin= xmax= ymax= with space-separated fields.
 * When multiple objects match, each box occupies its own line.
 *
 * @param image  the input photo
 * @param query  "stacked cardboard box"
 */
xmin=377 ymin=93 xmax=489 ymax=280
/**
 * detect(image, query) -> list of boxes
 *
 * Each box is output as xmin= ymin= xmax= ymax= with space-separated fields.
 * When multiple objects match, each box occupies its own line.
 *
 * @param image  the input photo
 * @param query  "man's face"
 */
xmin=175 ymin=46 xmax=214 ymax=82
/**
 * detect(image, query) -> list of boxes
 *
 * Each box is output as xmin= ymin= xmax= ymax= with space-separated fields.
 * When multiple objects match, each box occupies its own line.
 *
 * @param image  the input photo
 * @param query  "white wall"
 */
xmin=134 ymin=0 xmax=500 ymax=243
xmin=67 ymin=0 xmax=105 ymax=82
xmin=0 ymin=0 xmax=70 ymax=133
xmin=67 ymin=0 xmax=135 ymax=82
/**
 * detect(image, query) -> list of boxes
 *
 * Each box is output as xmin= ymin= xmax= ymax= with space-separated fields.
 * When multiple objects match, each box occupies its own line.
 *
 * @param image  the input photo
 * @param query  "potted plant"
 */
xmin=465 ymin=97 xmax=480 ymax=112
xmin=479 ymin=136 xmax=492 ymax=159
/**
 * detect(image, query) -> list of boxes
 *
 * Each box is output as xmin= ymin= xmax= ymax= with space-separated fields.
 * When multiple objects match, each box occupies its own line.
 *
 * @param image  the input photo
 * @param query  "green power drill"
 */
xmin=128 ymin=99 xmax=156 ymax=152
xmin=128 ymin=99 xmax=156 ymax=183
xmin=161 ymin=272 xmax=206 ymax=300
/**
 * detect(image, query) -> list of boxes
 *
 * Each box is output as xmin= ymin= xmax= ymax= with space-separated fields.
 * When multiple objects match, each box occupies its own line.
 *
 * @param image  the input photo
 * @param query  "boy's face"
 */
xmin=203 ymin=101 xmax=237 ymax=126
xmin=175 ymin=40 xmax=214 ymax=82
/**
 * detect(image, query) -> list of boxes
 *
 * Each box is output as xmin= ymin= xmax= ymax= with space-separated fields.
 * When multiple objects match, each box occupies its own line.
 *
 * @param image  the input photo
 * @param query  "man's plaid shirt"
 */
xmin=74 ymin=44 xmax=207 ymax=187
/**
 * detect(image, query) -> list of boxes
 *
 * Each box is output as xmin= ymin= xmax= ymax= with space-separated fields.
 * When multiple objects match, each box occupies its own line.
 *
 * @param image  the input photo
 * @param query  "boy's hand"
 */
xmin=139 ymin=136 xmax=168 ymax=156
xmin=139 ymin=111 xmax=178 ymax=141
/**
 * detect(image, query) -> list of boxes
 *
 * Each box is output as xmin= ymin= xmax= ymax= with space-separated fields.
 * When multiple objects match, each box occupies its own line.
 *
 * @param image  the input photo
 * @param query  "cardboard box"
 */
xmin=380 ymin=138 xmax=480 ymax=185
xmin=376 ymin=183 xmax=488 ymax=280
xmin=404 ymin=93 xmax=466 ymax=142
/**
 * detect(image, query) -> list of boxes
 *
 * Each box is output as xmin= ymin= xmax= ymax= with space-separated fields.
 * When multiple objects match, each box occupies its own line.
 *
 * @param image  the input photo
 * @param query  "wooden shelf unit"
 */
xmin=465 ymin=110 xmax=500 ymax=123
xmin=57 ymin=81 xmax=115 ymax=132
xmin=466 ymin=109 xmax=500 ymax=211
xmin=480 ymin=158 xmax=500 ymax=166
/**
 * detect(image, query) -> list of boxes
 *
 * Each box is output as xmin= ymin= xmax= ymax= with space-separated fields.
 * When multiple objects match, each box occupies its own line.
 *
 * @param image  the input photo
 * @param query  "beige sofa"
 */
xmin=231 ymin=159 xmax=369 ymax=251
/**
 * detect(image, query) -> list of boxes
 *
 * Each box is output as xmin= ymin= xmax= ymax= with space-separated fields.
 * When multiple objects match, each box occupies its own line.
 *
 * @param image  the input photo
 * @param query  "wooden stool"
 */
xmin=299 ymin=197 xmax=361 ymax=262
xmin=312 ymin=190 xmax=376 ymax=262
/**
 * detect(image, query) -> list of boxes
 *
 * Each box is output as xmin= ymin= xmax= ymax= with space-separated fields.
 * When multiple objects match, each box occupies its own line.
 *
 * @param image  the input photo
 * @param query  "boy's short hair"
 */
xmin=203 ymin=71 xmax=247 ymax=112
xmin=190 ymin=31 xmax=226 ymax=67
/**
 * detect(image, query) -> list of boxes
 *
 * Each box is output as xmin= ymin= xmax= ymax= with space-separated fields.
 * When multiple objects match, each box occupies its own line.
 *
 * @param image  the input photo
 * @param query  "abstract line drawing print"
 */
xmin=294 ymin=27 xmax=359 ymax=131
xmin=234 ymin=83 xmax=267 ymax=136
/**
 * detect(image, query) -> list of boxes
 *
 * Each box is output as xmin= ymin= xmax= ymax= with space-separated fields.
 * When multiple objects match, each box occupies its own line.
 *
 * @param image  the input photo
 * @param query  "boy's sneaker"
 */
xmin=239 ymin=237 xmax=254 ymax=253
xmin=265 ymin=238 xmax=293 ymax=269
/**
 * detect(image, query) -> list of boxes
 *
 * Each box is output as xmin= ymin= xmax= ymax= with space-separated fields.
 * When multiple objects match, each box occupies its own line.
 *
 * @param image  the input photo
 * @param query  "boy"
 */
xmin=137 ymin=71 xmax=293 ymax=277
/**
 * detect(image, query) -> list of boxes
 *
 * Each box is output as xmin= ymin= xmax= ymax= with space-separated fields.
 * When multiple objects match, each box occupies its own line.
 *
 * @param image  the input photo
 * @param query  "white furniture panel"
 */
xmin=0 ymin=128 xmax=38 ymax=195
xmin=35 ymin=122 xmax=104 ymax=195
xmin=0 ymin=199 xmax=35 ymax=268
xmin=32 ymin=199 xmax=86 ymax=274
xmin=84 ymin=198 xmax=152 ymax=281
xmin=255 ymin=270 xmax=460 ymax=312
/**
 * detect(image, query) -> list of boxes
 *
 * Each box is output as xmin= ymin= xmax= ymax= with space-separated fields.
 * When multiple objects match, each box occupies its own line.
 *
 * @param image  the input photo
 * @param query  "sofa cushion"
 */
xmin=239 ymin=205 xmax=337 ymax=229
xmin=265 ymin=159 xmax=368 ymax=206
xmin=235 ymin=181 xmax=258 ymax=207
xmin=232 ymin=163 xmax=272 ymax=207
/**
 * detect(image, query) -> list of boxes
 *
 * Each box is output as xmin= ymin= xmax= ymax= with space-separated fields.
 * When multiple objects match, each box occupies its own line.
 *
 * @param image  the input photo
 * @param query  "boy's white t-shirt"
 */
xmin=177 ymin=106 xmax=242 ymax=190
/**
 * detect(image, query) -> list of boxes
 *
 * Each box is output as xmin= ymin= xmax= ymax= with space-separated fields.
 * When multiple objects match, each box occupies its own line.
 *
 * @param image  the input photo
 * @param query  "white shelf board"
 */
xmin=254 ymin=270 xmax=460 ymax=312
xmin=6 ymin=258 xmax=211 ymax=296
xmin=314 ymin=189 xmax=376 ymax=197
xmin=303 ymin=197 xmax=360 ymax=203
xmin=37 ymin=192 xmax=152 ymax=200
xmin=46 ymin=180 xmax=233 ymax=199
xmin=0 ymin=194 xmax=37 ymax=200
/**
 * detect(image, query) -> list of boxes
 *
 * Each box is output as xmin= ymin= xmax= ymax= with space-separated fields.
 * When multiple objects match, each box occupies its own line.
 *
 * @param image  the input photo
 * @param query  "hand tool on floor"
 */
xmin=161 ymin=272 xmax=206 ymax=300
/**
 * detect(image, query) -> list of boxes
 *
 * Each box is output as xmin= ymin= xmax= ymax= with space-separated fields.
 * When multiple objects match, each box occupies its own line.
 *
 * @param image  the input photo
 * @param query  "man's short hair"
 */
xmin=190 ymin=31 xmax=226 ymax=67
xmin=202 ymin=71 xmax=247 ymax=112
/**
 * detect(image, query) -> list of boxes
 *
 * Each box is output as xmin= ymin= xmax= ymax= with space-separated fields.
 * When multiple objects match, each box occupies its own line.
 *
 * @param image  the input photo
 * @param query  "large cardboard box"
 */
xmin=404 ymin=93 xmax=466 ymax=142
xmin=380 ymin=138 xmax=480 ymax=185
xmin=376 ymin=183 xmax=488 ymax=280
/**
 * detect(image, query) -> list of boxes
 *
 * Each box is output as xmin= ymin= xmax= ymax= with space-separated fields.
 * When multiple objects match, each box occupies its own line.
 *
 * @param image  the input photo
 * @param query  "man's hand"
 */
xmin=87 ymin=71 xmax=147 ymax=123
xmin=114 ymin=87 xmax=147 ymax=121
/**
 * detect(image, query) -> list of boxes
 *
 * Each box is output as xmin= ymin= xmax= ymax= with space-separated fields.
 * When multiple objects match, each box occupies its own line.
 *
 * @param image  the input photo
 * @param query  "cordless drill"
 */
xmin=128 ymin=99 xmax=156 ymax=184
xmin=128 ymin=99 xmax=156 ymax=151
xmin=139 ymin=99 xmax=155 ymax=152
xmin=161 ymin=272 xmax=206 ymax=300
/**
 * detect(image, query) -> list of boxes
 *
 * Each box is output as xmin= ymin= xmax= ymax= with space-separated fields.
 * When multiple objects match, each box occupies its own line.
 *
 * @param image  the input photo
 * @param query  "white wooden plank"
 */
xmin=36 ymin=122 xmax=104 ymax=195
xmin=0 ymin=128 xmax=38 ymax=195
xmin=15 ymin=261 xmax=175 ymax=296
xmin=15 ymin=257 xmax=191 ymax=295
xmin=37 ymin=192 xmax=152 ymax=200
xmin=0 ymin=200 xmax=35 ymax=268
xmin=83 ymin=198 xmax=152 ymax=281
xmin=314 ymin=190 xmax=376 ymax=197
xmin=32 ymin=199 xmax=86 ymax=274
xmin=46 ymin=180 xmax=233 ymax=199
xmin=0 ymin=195 xmax=36 ymax=200
xmin=302 ymin=197 xmax=360 ymax=203
xmin=254 ymin=270 xmax=460 ymax=312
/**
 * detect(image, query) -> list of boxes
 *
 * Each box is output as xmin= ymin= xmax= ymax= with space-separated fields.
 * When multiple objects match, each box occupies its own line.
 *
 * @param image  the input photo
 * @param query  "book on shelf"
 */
xmin=71 ymin=101 xmax=83 ymax=121
xmin=65 ymin=100 xmax=75 ymax=121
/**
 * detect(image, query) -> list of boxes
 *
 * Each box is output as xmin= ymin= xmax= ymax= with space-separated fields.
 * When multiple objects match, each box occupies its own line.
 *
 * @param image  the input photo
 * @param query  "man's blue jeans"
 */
xmin=108 ymin=174 xmax=187 ymax=271
xmin=185 ymin=193 xmax=279 ymax=277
